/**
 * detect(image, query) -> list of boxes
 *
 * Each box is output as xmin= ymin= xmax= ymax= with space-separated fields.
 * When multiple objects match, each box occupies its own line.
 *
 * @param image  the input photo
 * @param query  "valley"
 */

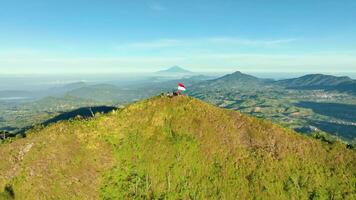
xmin=1 ymin=70 xmax=355 ymax=144
xmin=2 ymin=1 xmax=356 ymax=199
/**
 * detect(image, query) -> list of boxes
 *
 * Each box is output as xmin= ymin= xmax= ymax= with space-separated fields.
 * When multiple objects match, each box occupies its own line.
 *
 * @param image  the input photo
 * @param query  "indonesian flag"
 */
xmin=177 ymin=83 xmax=186 ymax=91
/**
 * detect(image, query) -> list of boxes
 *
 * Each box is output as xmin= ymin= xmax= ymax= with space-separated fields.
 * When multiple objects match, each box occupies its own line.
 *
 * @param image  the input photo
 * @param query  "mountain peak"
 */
xmin=231 ymin=71 xmax=243 ymax=75
xmin=157 ymin=66 xmax=192 ymax=73
xmin=216 ymin=70 xmax=260 ymax=82
xmin=0 ymin=95 xmax=354 ymax=199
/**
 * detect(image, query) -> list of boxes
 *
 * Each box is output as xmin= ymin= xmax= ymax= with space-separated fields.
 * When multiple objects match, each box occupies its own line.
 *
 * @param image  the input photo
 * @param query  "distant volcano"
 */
xmin=156 ymin=66 xmax=192 ymax=74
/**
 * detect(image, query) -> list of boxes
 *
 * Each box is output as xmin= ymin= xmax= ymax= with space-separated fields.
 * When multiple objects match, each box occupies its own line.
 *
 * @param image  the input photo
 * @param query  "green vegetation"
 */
xmin=0 ymin=95 xmax=103 ymax=133
xmin=1 ymin=72 xmax=355 ymax=142
xmin=275 ymin=74 xmax=356 ymax=94
xmin=189 ymin=72 xmax=356 ymax=142
xmin=0 ymin=75 xmax=207 ymax=135
xmin=0 ymin=95 xmax=355 ymax=199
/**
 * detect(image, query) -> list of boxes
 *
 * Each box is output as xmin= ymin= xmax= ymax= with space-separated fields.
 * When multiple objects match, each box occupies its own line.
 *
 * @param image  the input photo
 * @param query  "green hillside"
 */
xmin=195 ymin=71 xmax=267 ymax=90
xmin=0 ymin=95 xmax=355 ymax=199
xmin=275 ymin=74 xmax=356 ymax=94
xmin=276 ymin=74 xmax=353 ymax=87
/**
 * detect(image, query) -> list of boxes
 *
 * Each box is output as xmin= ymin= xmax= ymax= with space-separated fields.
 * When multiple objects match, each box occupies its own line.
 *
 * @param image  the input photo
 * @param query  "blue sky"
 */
xmin=0 ymin=0 xmax=355 ymax=74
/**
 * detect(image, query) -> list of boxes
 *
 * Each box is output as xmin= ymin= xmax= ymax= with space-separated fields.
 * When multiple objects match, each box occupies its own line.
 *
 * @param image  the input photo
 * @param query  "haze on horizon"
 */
xmin=0 ymin=0 xmax=356 ymax=74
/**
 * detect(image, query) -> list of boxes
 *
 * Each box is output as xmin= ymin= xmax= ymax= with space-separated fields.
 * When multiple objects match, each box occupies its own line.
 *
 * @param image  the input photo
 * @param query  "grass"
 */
xmin=0 ymin=95 xmax=355 ymax=199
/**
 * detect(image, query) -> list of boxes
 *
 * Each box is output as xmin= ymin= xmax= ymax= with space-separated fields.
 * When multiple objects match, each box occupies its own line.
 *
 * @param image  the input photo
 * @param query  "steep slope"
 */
xmin=0 ymin=96 xmax=355 ymax=199
xmin=275 ymin=74 xmax=356 ymax=94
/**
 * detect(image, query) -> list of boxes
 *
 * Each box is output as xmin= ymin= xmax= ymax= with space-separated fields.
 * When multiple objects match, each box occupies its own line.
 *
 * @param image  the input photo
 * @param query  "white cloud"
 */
xmin=1 ymin=52 xmax=356 ymax=74
xmin=207 ymin=37 xmax=297 ymax=47
xmin=115 ymin=37 xmax=297 ymax=51
xmin=185 ymin=53 xmax=356 ymax=72
xmin=1 ymin=38 xmax=355 ymax=74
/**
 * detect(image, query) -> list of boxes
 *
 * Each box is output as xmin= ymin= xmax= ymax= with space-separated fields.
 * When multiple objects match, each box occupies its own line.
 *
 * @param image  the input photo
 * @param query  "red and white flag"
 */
xmin=177 ymin=83 xmax=186 ymax=91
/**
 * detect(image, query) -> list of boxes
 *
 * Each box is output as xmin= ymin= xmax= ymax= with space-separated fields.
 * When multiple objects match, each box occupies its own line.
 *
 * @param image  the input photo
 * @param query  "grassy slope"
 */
xmin=0 ymin=95 xmax=355 ymax=199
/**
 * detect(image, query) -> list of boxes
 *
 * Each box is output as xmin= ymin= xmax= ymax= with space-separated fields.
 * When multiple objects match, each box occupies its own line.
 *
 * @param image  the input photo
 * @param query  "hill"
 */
xmin=189 ymin=71 xmax=276 ymax=103
xmin=275 ymin=74 xmax=356 ymax=94
xmin=49 ymin=81 xmax=88 ymax=94
xmin=0 ymin=95 xmax=355 ymax=199
xmin=193 ymin=71 xmax=272 ymax=91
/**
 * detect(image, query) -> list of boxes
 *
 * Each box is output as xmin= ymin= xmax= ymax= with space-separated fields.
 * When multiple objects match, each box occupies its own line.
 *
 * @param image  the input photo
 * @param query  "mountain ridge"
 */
xmin=1 ymin=95 xmax=355 ymax=199
xmin=275 ymin=73 xmax=356 ymax=94
xmin=192 ymin=71 xmax=273 ymax=92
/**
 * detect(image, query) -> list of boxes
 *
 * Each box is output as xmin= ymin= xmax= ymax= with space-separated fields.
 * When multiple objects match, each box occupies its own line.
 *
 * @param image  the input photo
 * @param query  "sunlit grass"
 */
xmin=1 ymin=95 xmax=355 ymax=199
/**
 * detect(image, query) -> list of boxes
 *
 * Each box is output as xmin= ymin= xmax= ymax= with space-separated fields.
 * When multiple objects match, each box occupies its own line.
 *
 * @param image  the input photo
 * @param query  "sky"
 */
xmin=0 ymin=0 xmax=356 ymax=74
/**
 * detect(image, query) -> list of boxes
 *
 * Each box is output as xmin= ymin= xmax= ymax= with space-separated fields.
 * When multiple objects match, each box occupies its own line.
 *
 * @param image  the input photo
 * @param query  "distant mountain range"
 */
xmin=0 ymin=82 xmax=89 ymax=101
xmin=1 ymin=72 xmax=354 ymax=104
xmin=191 ymin=71 xmax=356 ymax=94
xmin=52 ymin=81 xmax=88 ymax=92
xmin=2 ymin=71 xmax=354 ymax=104
xmin=275 ymin=74 xmax=356 ymax=94
xmin=188 ymin=72 xmax=265 ymax=94
xmin=197 ymin=71 xmax=274 ymax=90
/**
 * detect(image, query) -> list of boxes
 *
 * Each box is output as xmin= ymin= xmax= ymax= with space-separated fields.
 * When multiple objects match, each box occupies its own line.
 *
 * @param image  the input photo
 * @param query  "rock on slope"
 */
xmin=0 ymin=95 xmax=355 ymax=199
